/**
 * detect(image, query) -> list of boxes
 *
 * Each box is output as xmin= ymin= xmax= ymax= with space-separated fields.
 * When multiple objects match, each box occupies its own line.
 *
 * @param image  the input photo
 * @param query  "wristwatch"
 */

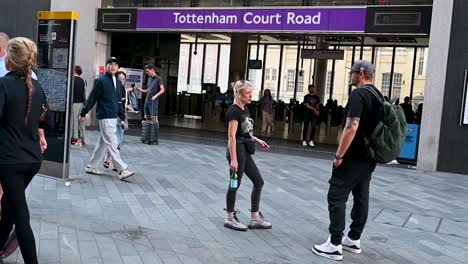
xmin=335 ymin=155 xmax=343 ymax=160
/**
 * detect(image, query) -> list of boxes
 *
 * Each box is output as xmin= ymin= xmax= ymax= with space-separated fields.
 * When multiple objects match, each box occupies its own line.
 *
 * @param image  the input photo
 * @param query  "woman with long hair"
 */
xmin=224 ymin=80 xmax=272 ymax=231
xmin=260 ymin=88 xmax=275 ymax=135
xmin=0 ymin=37 xmax=48 ymax=263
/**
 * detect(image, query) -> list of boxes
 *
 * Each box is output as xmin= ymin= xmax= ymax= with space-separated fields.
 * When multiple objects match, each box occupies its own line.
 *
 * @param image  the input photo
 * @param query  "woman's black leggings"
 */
xmin=0 ymin=163 xmax=41 ymax=264
xmin=226 ymin=144 xmax=264 ymax=213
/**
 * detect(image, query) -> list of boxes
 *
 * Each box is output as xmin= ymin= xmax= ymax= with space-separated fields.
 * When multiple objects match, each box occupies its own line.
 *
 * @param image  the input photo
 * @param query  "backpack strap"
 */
xmin=363 ymin=86 xmax=384 ymax=104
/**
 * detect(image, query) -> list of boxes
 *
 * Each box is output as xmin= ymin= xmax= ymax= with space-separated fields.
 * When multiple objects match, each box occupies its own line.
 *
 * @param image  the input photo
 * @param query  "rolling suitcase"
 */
xmin=141 ymin=120 xmax=159 ymax=145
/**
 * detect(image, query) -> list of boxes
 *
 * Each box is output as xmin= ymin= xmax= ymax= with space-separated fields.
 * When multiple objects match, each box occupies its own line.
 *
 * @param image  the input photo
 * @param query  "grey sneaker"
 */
xmin=85 ymin=167 xmax=104 ymax=175
xmin=248 ymin=212 xmax=272 ymax=229
xmin=119 ymin=169 xmax=135 ymax=181
xmin=342 ymin=236 xmax=361 ymax=254
xmin=224 ymin=210 xmax=247 ymax=231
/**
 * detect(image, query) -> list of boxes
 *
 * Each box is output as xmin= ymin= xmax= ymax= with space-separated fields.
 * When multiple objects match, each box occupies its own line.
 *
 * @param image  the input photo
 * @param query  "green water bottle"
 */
xmin=229 ymin=171 xmax=238 ymax=190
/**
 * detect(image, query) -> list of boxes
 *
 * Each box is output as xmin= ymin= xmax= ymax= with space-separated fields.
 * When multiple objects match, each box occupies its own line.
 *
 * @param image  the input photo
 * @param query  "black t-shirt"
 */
xmin=344 ymin=85 xmax=383 ymax=161
xmin=73 ymin=76 xmax=86 ymax=103
xmin=226 ymin=104 xmax=255 ymax=142
xmin=0 ymin=71 xmax=48 ymax=164
xmin=303 ymin=93 xmax=320 ymax=116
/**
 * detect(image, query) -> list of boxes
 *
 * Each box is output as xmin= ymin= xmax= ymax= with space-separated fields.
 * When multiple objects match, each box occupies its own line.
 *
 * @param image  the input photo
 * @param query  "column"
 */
xmin=228 ymin=33 xmax=249 ymax=85
xmin=418 ymin=0 xmax=468 ymax=174
xmin=314 ymin=42 xmax=329 ymax=102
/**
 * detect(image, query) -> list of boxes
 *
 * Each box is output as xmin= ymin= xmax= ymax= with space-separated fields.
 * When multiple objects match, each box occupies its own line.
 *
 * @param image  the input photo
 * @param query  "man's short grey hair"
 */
xmin=0 ymin=32 xmax=10 ymax=49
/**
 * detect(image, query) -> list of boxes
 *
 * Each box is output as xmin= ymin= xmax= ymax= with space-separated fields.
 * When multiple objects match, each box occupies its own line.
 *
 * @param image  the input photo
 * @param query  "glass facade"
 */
xmin=103 ymin=0 xmax=432 ymax=8
xmin=178 ymin=39 xmax=428 ymax=109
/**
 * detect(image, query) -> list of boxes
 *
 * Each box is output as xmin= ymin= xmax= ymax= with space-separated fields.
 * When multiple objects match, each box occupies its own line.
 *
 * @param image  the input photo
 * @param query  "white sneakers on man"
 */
xmin=342 ymin=236 xmax=361 ymax=254
xmin=311 ymin=237 xmax=343 ymax=261
xmin=119 ymin=169 xmax=136 ymax=181
xmin=312 ymin=236 xmax=362 ymax=261
xmin=85 ymin=167 xmax=104 ymax=175
xmin=86 ymin=166 xmax=135 ymax=181
xmin=302 ymin=140 xmax=315 ymax=147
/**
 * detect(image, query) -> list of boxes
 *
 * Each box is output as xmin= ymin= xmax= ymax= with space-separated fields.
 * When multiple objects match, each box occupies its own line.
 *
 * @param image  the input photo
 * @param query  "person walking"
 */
xmin=80 ymin=57 xmax=135 ymax=180
xmin=104 ymin=69 xmax=127 ymax=170
xmin=312 ymin=60 xmax=382 ymax=261
xmin=224 ymin=80 xmax=272 ymax=231
xmin=71 ymin=65 xmax=86 ymax=146
xmin=0 ymin=37 xmax=48 ymax=264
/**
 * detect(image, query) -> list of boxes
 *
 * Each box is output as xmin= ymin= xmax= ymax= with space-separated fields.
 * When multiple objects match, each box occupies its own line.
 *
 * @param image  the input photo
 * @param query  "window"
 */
xmin=392 ymin=73 xmax=402 ymax=99
xmin=177 ymin=43 xmax=190 ymax=92
xmin=271 ymin=69 xmax=277 ymax=81
xmin=287 ymin=69 xmax=295 ymax=92
xmin=298 ymin=73 xmax=304 ymax=92
xmin=285 ymin=69 xmax=304 ymax=93
xmin=381 ymin=72 xmax=402 ymax=99
xmin=203 ymin=44 xmax=218 ymax=84
xmin=248 ymin=70 xmax=257 ymax=84
xmin=418 ymin=48 xmax=425 ymax=76
xmin=381 ymin=73 xmax=391 ymax=97
xmin=218 ymin=45 xmax=231 ymax=93
xmin=265 ymin=68 xmax=271 ymax=80
xmin=325 ymin=71 xmax=332 ymax=98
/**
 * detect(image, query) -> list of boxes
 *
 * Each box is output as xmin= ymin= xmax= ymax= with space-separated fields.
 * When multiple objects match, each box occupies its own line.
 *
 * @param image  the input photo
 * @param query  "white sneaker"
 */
xmin=85 ymin=167 xmax=104 ymax=175
xmin=308 ymin=140 xmax=315 ymax=147
xmin=119 ymin=169 xmax=135 ymax=181
xmin=302 ymin=141 xmax=307 ymax=146
xmin=342 ymin=236 xmax=361 ymax=253
xmin=311 ymin=237 xmax=343 ymax=261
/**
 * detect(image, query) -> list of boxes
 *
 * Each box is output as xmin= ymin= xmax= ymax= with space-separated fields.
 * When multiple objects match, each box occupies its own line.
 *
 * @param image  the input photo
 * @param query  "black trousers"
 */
xmin=327 ymin=159 xmax=376 ymax=245
xmin=302 ymin=116 xmax=317 ymax=142
xmin=226 ymin=144 xmax=264 ymax=213
xmin=0 ymin=163 xmax=41 ymax=264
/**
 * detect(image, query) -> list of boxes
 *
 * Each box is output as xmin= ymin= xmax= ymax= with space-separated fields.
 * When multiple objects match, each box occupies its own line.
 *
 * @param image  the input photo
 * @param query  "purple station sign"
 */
xmin=137 ymin=8 xmax=367 ymax=32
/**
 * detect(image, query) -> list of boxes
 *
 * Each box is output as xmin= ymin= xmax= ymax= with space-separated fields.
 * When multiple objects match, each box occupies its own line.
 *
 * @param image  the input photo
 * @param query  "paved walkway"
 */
xmin=4 ymin=131 xmax=468 ymax=263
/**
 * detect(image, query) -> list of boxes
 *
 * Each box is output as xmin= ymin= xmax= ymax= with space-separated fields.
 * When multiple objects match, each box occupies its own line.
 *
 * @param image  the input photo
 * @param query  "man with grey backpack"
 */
xmin=312 ymin=60 xmax=406 ymax=261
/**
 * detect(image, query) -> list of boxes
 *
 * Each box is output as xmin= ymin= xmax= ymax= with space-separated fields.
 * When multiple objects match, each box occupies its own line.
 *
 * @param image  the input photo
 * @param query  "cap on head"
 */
xmin=351 ymin=60 xmax=375 ymax=75
xmin=106 ymin=56 xmax=118 ymax=65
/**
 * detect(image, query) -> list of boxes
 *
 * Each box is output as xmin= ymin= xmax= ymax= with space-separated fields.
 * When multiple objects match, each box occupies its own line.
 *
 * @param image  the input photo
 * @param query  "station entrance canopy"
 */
xmin=97 ymin=5 xmax=432 ymax=36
